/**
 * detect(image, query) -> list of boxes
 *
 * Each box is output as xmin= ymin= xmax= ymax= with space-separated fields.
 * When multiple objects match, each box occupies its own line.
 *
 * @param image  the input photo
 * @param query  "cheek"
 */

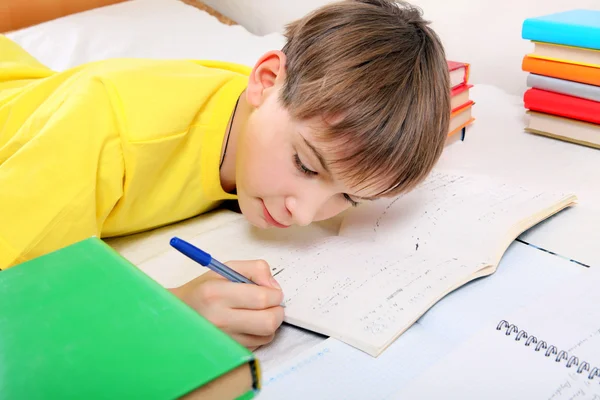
xmin=237 ymin=114 xmax=295 ymax=195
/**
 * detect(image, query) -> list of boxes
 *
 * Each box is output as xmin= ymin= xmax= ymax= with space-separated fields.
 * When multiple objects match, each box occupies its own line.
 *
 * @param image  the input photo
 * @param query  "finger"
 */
xmin=225 ymin=260 xmax=282 ymax=289
xmin=203 ymin=279 xmax=283 ymax=310
xmin=218 ymin=307 xmax=284 ymax=337
xmin=229 ymin=332 xmax=276 ymax=349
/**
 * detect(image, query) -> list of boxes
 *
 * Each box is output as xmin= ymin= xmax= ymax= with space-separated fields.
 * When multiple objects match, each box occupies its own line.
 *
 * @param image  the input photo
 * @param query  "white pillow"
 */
xmin=199 ymin=0 xmax=322 ymax=36
xmin=5 ymin=0 xmax=286 ymax=71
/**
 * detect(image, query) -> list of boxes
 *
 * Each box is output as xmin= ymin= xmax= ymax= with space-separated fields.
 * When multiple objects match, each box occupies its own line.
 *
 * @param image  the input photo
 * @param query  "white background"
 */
xmin=201 ymin=0 xmax=600 ymax=96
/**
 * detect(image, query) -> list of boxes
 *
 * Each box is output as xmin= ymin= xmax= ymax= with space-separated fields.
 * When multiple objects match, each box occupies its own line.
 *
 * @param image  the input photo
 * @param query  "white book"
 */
xmin=531 ymin=42 xmax=600 ymax=69
xmin=527 ymin=73 xmax=600 ymax=102
xmin=526 ymin=111 xmax=600 ymax=150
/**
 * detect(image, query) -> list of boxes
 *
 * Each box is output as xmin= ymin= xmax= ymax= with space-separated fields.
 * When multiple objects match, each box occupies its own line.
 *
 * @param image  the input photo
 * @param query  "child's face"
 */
xmin=234 ymin=84 xmax=374 ymax=230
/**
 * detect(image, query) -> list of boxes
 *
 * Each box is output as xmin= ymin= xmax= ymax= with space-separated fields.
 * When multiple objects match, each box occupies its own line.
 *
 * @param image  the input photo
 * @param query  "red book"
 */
xmin=451 ymin=83 xmax=473 ymax=112
xmin=448 ymin=61 xmax=470 ymax=89
xmin=451 ymin=83 xmax=473 ymax=97
xmin=524 ymin=88 xmax=600 ymax=124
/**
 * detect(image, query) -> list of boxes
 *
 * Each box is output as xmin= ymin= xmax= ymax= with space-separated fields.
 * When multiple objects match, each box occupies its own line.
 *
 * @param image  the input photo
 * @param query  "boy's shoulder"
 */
xmin=76 ymin=58 xmax=249 ymax=142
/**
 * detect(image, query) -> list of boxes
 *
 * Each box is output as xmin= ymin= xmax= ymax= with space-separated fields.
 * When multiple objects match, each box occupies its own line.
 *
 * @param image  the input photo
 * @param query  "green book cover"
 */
xmin=0 ymin=237 xmax=260 ymax=399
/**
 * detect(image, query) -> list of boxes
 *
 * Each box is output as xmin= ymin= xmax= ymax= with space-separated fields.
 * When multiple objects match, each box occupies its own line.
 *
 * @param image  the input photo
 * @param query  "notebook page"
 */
xmin=394 ymin=268 xmax=600 ymax=400
xmin=275 ymin=240 xmax=484 ymax=356
xmin=339 ymin=169 xmax=575 ymax=264
xmin=256 ymin=241 xmax=587 ymax=399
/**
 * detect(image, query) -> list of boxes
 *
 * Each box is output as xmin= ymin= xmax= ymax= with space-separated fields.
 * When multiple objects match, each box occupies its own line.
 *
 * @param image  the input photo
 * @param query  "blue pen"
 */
xmin=170 ymin=237 xmax=256 ymax=285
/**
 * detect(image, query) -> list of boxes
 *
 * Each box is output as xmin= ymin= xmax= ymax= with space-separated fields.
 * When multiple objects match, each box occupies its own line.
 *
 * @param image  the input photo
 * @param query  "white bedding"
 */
xmin=6 ymin=0 xmax=285 ymax=71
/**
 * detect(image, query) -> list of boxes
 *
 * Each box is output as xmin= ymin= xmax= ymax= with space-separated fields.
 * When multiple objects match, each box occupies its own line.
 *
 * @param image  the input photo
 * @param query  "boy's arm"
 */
xmin=0 ymin=76 xmax=124 ymax=269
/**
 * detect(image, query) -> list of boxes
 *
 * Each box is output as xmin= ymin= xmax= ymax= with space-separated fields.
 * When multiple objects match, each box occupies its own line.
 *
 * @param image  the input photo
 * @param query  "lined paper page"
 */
xmin=340 ymin=169 xmax=575 ymax=263
xmin=274 ymin=240 xmax=483 ymax=355
xmin=394 ymin=268 xmax=600 ymax=399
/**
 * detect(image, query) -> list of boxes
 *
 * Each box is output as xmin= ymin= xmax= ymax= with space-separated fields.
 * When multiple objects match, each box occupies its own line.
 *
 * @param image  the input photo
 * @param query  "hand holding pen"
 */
xmin=168 ymin=237 xmax=285 ymax=350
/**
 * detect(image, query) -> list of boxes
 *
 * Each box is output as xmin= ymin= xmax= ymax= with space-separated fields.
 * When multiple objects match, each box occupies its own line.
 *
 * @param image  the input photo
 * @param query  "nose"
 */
xmin=285 ymin=194 xmax=324 ymax=227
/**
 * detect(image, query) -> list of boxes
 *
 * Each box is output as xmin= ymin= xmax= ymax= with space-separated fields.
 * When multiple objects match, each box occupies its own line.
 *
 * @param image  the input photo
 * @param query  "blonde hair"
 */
xmin=281 ymin=0 xmax=450 ymax=197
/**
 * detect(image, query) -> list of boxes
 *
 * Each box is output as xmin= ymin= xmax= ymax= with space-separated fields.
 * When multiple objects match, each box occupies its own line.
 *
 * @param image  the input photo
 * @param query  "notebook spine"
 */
xmin=496 ymin=320 xmax=600 ymax=383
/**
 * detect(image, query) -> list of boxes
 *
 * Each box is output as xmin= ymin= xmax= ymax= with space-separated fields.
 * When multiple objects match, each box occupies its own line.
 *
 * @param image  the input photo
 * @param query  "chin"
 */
xmin=237 ymin=194 xmax=269 ymax=229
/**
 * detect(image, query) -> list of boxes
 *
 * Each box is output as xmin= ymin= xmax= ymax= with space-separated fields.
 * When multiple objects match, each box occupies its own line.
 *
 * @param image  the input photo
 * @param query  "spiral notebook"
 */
xmin=394 ymin=267 xmax=600 ymax=399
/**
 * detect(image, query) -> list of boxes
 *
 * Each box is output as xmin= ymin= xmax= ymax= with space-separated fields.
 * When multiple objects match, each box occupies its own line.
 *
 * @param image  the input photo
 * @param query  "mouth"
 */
xmin=261 ymin=201 xmax=290 ymax=228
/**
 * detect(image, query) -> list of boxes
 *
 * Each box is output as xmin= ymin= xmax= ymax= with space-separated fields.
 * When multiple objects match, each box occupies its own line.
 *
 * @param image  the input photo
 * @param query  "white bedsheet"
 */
xmin=5 ymin=0 xmax=285 ymax=71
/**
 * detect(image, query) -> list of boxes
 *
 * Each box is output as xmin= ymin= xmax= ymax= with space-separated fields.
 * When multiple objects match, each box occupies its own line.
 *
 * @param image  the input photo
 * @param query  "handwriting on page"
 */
xmin=340 ymin=169 xmax=571 ymax=260
xmin=264 ymin=237 xmax=485 ymax=354
xmin=547 ymin=376 xmax=600 ymax=400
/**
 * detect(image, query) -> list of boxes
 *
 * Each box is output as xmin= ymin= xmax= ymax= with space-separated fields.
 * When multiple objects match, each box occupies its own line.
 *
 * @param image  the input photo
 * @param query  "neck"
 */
xmin=219 ymin=90 xmax=249 ymax=193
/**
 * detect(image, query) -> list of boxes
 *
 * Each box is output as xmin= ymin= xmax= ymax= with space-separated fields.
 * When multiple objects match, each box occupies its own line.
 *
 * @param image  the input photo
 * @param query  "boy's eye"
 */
xmin=343 ymin=193 xmax=359 ymax=207
xmin=293 ymin=154 xmax=318 ymax=176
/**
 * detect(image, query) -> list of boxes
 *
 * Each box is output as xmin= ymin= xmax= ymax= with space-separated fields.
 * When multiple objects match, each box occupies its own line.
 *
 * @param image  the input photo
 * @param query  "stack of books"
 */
xmin=521 ymin=9 xmax=600 ymax=149
xmin=446 ymin=60 xmax=475 ymax=146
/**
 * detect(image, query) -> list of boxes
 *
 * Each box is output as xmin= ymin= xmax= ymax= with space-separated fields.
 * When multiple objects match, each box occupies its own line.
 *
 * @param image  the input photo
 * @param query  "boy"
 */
xmin=0 ymin=0 xmax=450 ymax=349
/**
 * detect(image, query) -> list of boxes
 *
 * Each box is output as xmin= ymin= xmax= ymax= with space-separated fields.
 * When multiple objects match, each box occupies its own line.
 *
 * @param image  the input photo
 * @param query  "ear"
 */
xmin=246 ymin=50 xmax=287 ymax=108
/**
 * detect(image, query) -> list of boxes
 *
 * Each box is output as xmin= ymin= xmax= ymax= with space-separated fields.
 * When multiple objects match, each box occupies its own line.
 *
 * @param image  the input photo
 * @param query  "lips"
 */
xmin=261 ymin=201 xmax=289 ymax=228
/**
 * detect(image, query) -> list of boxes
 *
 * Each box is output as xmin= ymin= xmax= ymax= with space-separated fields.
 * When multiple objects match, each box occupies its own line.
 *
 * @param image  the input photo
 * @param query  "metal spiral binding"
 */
xmin=496 ymin=320 xmax=600 ymax=382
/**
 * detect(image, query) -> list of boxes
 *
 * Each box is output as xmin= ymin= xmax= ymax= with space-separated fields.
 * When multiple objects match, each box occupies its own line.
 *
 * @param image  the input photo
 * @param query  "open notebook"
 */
xmin=144 ymin=168 xmax=576 ymax=357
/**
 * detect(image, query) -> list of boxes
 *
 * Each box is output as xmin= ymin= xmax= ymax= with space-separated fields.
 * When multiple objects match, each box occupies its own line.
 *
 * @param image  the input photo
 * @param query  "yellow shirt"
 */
xmin=0 ymin=36 xmax=248 ymax=269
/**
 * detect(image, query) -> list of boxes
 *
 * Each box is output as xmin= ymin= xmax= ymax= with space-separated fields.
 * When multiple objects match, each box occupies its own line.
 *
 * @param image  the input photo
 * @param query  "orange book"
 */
xmin=448 ymin=104 xmax=475 ymax=137
xmin=452 ymin=99 xmax=474 ymax=114
xmin=522 ymin=55 xmax=600 ymax=86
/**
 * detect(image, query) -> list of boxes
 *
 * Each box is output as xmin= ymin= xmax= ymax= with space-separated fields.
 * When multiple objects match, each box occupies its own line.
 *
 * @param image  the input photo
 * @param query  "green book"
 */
xmin=0 ymin=237 xmax=261 ymax=399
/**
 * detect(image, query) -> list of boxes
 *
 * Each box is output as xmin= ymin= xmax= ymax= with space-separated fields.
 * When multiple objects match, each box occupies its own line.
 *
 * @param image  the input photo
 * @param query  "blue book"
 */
xmin=522 ymin=9 xmax=600 ymax=50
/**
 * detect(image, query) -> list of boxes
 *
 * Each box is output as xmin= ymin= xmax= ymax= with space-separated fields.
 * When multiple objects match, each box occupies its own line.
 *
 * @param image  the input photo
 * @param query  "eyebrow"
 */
xmin=302 ymin=136 xmax=331 ymax=174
